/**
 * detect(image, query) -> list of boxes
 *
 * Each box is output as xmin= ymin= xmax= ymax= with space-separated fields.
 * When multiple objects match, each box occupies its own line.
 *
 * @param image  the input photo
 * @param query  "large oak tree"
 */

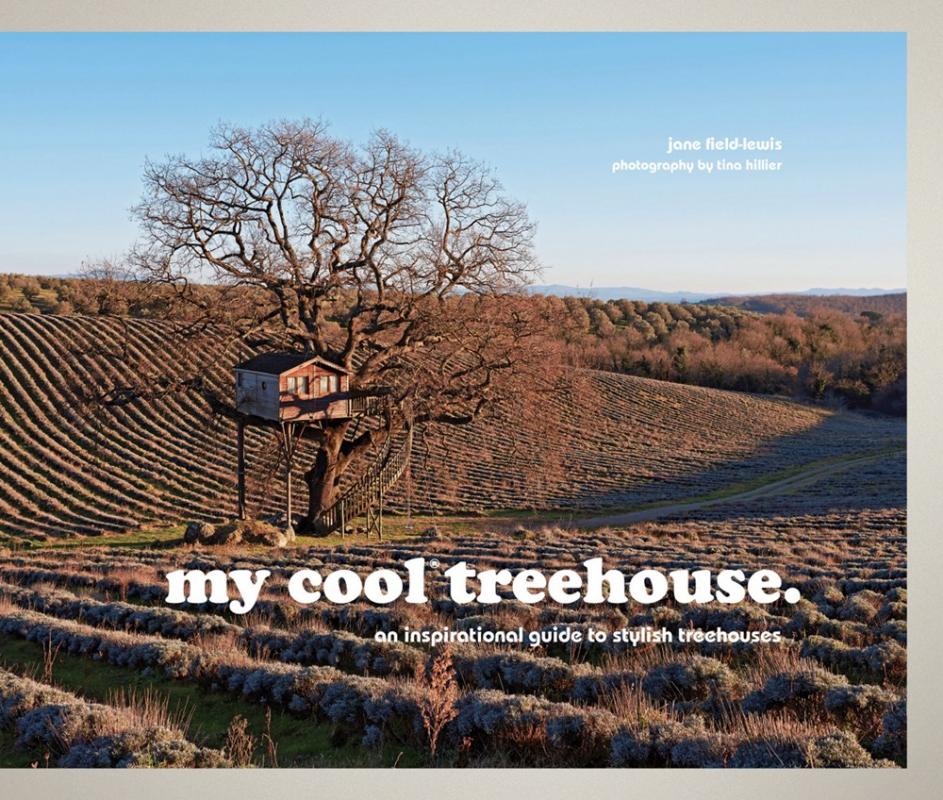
xmin=127 ymin=120 xmax=560 ymax=531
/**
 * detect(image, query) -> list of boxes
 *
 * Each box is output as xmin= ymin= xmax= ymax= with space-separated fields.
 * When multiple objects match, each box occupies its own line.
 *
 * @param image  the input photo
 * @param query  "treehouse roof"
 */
xmin=234 ymin=352 xmax=348 ymax=376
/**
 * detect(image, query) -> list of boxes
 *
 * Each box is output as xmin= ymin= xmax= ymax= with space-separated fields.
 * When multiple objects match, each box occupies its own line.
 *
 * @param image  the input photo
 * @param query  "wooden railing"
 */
xmin=313 ymin=426 xmax=413 ymax=536
xmin=350 ymin=395 xmax=381 ymax=416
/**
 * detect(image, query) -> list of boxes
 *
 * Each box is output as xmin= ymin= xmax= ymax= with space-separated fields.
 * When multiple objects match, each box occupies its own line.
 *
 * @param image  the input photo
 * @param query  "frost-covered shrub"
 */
xmin=320 ymin=680 xmax=373 ymax=725
xmin=544 ymin=708 xmax=618 ymax=763
xmin=284 ymin=669 xmax=425 ymax=742
xmin=454 ymin=690 xmax=548 ymax=738
xmin=454 ymin=690 xmax=616 ymax=764
xmin=781 ymin=599 xmax=830 ymax=635
xmin=807 ymin=731 xmax=874 ymax=767
xmin=570 ymin=670 xmax=640 ymax=704
xmin=0 ymin=668 xmax=226 ymax=767
xmin=799 ymin=577 xmax=844 ymax=612
xmin=729 ymin=737 xmax=810 ymax=768
xmin=837 ymin=591 xmax=883 ymax=623
xmin=803 ymin=634 xmax=906 ymax=683
xmin=800 ymin=636 xmax=856 ymax=673
xmin=872 ymin=699 xmax=906 ymax=762
xmin=58 ymin=730 xmax=228 ymax=768
xmin=816 ymin=619 xmax=868 ymax=646
xmin=610 ymin=717 xmax=722 ymax=767
xmin=648 ymin=717 xmax=705 ymax=761
xmin=642 ymin=657 xmax=741 ymax=702
xmin=824 ymin=684 xmax=897 ymax=720
xmin=15 ymin=703 xmax=112 ymax=750
xmin=742 ymin=667 xmax=848 ymax=714
xmin=652 ymin=606 xmax=683 ymax=628
xmin=454 ymin=650 xmax=593 ymax=701
xmin=0 ymin=670 xmax=77 ymax=726
xmin=877 ymin=600 xmax=907 ymax=623
xmin=610 ymin=727 xmax=653 ymax=766
xmin=275 ymin=664 xmax=343 ymax=712
xmin=878 ymin=619 xmax=907 ymax=645
xmin=244 ymin=627 xmax=424 ymax=678
xmin=668 ymin=734 xmax=727 ymax=767
xmin=885 ymin=587 xmax=906 ymax=603
xmin=862 ymin=641 xmax=906 ymax=681
xmin=682 ymin=605 xmax=778 ymax=633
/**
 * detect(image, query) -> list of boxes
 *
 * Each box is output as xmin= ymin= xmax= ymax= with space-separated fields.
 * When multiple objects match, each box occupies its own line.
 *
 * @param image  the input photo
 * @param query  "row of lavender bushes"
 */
xmin=0 ymin=668 xmax=227 ymax=767
xmin=0 ymin=605 xmax=903 ymax=767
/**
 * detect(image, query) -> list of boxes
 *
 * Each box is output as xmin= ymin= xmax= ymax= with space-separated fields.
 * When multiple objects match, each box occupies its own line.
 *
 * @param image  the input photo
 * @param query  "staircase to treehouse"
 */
xmin=313 ymin=426 xmax=414 ymax=536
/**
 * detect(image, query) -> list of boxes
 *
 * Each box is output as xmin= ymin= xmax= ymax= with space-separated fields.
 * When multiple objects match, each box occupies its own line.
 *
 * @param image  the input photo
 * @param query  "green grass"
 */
xmin=26 ymin=524 xmax=188 ymax=551
xmin=0 ymin=636 xmax=425 ymax=768
xmin=0 ymin=728 xmax=40 ymax=768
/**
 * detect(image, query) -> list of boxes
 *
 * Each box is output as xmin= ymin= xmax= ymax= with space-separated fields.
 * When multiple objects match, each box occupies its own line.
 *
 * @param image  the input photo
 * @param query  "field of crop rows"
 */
xmin=0 ymin=455 xmax=906 ymax=768
xmin=0 ymin=313 xmax=905 ymax=542
xmin=0 ymin=307 xmax=907 ymax=768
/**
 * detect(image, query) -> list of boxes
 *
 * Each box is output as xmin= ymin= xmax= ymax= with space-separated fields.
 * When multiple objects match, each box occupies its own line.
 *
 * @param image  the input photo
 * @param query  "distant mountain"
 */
xmin=794 ymin=287 xmax=905 ymax=297
xmin=528 ymin=285 xmax=905 ymax=302
xmin=528 ymin=285 xmax=717 ymax=302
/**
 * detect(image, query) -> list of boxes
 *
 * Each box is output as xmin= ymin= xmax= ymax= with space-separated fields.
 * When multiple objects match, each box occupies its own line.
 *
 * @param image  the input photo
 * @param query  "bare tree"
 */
xmin=120 ymin=119 xmax=559 ymax=530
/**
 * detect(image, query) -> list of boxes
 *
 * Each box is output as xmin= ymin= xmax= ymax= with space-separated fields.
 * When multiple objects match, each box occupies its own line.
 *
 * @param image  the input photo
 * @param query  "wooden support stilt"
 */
xmin=237 ymin=420 xmax=246 ymax=520
xmin=378 ymin=482 xmax=384 ymax=541
xmin=280 ymin=422 xmax=297 ymax=537
xmin=285 ymin=458 xmax=293 ymax=534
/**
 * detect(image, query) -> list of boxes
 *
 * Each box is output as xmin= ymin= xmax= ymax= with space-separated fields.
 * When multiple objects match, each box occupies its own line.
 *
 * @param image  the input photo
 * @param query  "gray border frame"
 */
xmin=0 ymin=1 xmax=939 ymax=796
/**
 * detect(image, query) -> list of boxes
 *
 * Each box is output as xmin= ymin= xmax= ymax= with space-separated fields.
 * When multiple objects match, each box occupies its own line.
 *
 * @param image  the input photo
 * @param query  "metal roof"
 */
xmin=234 ymin=352 xmax=348 ymax=375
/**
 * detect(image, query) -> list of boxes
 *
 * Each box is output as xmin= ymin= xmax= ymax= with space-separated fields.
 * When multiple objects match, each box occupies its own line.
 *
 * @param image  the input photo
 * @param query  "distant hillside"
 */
xmin=544 ymin=295 xmax=905 ymax=414
xmin=701 ymin=293 xmax=906 ymax=317
xmin=529 ymin=285 xmax=904 ymax=303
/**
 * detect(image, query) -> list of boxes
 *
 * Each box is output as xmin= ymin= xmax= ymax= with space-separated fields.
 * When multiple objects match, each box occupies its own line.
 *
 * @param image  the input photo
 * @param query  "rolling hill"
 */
xmin=700 ymin=293 xmax=906 ymax=317
xmin=0 ymin=312 xmax=905 ymax=542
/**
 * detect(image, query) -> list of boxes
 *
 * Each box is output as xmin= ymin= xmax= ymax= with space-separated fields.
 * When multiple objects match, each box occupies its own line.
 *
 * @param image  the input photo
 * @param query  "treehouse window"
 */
xmin=319 ymin=375 xmax=330 ymax=395
xmin=286 ymin=376 xmax=309 ymax=395
xmin=328 ymin=375 xmax=339 ymax=393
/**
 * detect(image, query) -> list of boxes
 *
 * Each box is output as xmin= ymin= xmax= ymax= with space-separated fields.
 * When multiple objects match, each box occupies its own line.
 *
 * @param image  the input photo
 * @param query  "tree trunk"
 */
xmin=301 ymin=423 xmax=348 ymax=533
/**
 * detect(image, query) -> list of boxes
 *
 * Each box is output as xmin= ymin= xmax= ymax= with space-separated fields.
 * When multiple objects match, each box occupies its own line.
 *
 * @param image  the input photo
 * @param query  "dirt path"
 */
xmin=552 ymin=449 xmax=902 ymax=530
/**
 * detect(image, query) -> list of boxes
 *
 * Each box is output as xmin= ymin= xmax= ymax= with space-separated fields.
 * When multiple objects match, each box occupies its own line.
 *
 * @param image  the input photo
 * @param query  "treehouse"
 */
xmin=234 ymin=352 xmax=351 ymax=423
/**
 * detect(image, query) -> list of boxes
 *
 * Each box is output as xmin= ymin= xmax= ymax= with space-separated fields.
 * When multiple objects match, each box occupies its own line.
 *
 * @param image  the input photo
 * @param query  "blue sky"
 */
xmin=0 ymin=33 xmax=905 ymax=292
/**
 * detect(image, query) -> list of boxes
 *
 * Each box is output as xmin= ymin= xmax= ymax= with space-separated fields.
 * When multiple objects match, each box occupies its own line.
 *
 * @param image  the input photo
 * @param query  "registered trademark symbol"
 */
xmin=428 ymin=558 xmax=440 ymax=569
